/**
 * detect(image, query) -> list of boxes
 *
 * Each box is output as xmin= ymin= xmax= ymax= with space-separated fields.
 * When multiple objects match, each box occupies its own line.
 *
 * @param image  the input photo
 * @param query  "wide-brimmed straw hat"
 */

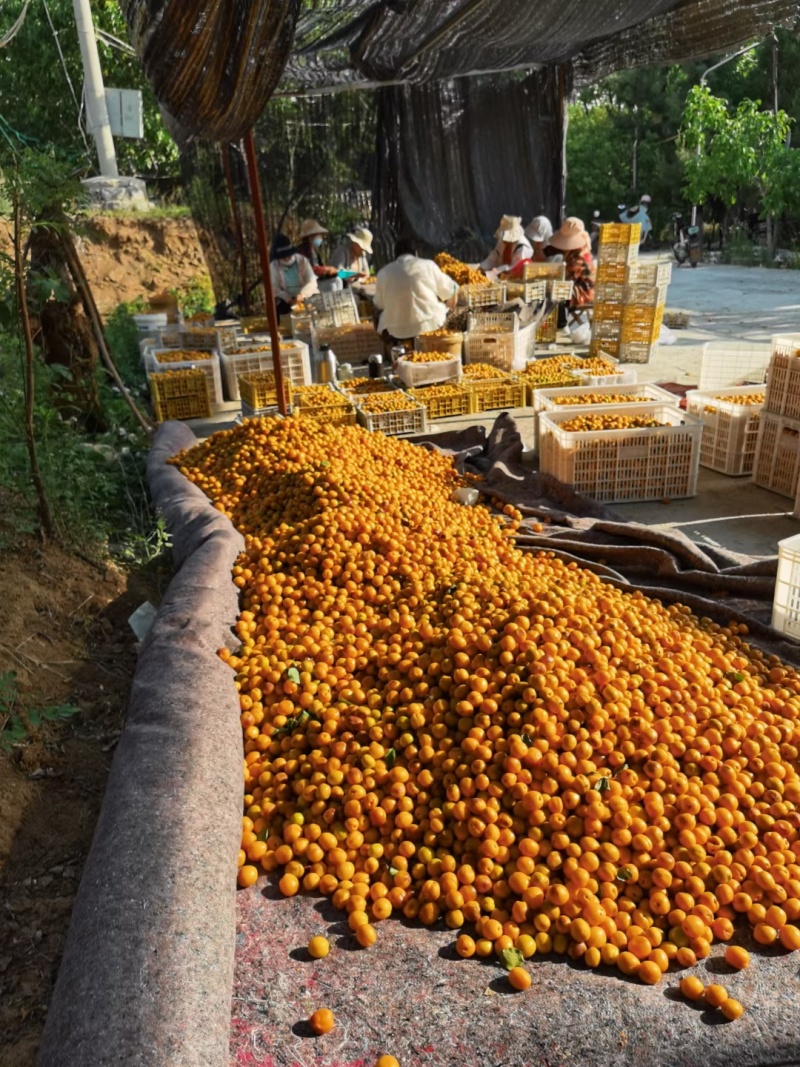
xmin=347 ymin=227 xmax=373 ymax=254
xmin=525 ymin=215 xmax=554 ymax=244
xmin=549 ymin=217 xmax=589 ymax=252
xmin=298 ymin=218 xmax=328 ymax=239
xmin=494 ymin=215 xmax=524 ymax=243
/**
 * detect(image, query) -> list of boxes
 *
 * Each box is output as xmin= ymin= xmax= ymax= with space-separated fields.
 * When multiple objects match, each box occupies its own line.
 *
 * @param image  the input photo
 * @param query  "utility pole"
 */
xmin=72 ymin=0 xmax=118 ymax=178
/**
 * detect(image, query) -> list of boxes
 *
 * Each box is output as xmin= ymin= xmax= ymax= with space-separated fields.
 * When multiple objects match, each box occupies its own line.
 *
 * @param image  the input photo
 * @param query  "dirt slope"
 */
xmin=76 ymin=213 xmax=211 ymax=314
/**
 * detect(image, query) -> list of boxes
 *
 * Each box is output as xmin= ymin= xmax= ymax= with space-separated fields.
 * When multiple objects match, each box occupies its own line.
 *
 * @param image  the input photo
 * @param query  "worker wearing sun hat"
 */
xmin=297 ymin=218 xmax=341 ymax=291
xmin=481 ymin=215 xmax=533 ymax=273
xmin=544 ymin=217 xmax=595 ymax=308
xmin=332 ymin=226 xmax=373 ymax=282
xmin=269 ymin=232 xmax=319 ymax=315
xmin=524 ymin=215 xmax=556 ymax=262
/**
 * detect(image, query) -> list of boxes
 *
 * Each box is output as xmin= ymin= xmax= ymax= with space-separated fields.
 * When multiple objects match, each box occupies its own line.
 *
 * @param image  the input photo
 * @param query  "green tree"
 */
xmin=680 ymin=84 xmax=800 ymax=257
xmin=0 ymin=0 xmax=178 ymax=180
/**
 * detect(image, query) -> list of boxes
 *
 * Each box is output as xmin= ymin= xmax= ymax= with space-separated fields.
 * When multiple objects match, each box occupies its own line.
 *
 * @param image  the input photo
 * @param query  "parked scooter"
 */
xmin=618 ymin=195 xmax=653 ymax=246
xmin=672 ymin=212 xmax=702 ymax=268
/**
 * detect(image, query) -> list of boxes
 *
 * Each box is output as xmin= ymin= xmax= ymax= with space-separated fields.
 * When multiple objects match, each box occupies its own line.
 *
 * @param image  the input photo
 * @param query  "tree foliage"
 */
xmin=0 ymin=0 xmax=178 ymax=179
xmin=680 ymin=85 xmax=800 ymax=216
xmin=566 ymin=29 xmax=800 ymax=243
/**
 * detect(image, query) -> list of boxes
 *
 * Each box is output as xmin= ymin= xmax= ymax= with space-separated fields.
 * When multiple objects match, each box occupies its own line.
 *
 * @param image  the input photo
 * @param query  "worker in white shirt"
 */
xmin=269 ymin=233 xmax=318 ymax=314
xmin=331 ymin=226 xmax=373 ymax=281
xmin=373 ymin=238 xmax=459 ymax=344
xmin=481 ymin=215 xmax=533 ymax=274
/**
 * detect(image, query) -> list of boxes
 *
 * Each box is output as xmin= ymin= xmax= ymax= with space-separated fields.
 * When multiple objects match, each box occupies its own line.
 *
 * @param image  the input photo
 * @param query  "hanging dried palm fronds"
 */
xmin=119 ymin=0 xmax=301 ymax=142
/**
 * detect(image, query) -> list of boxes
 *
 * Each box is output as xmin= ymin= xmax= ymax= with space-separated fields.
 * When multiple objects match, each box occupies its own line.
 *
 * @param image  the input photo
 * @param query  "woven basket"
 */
xmin=416 ymin=331 xmax=464 ymax=358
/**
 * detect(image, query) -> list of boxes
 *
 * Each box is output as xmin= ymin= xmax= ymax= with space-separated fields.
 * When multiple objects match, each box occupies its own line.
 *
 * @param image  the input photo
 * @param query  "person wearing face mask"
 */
xmin=331 ymin=226 xmax=373 ymax=282
xmin=297 ymin=219 xmax=341 ymax=292
xmin=269 ymin=233 xmax=319 ymax=314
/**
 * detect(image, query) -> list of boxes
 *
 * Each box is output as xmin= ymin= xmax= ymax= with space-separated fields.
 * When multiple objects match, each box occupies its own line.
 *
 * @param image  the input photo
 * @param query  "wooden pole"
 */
xmin=222 ymin=144 xmax=251 ymax=315
xmin=243 ymin=129 xmax=288 ymax=416
xmin=60 ymin=229 xmax=154 ymax=435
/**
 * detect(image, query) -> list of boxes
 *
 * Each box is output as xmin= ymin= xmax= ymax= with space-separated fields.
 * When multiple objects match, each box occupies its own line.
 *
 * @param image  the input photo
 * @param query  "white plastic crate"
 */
xmin=539 ymin=402 xmax=701 ymax=503
xmin=618 ymin=340 xmax=659 ymax=365
xmin=355 ymin=391 xmax=428 ymax=436
xmin=533 ymin=382 xmax=677 ymax=450
xmin=464 ymin=312 xmax=535 ymax=372
xmin=626 ymin=261 xmax=673 ymax=287
xmin=133 ymin=312 xmax=168 ymax=337
xmin=306 ymin=289 xmax=359 ymax=316
xmin=622 ymin=284 xmax=667 ymax=307
xmin=571 ymin=357 xmax=637 ymax=388
xmin=765 ymin=334 xmax=800 ymax=419
xmin=550 ymin=279 xmax=574 ymax=303
xmin=753 ymin=410 xmax=800 ymax=498
xmin=772 ymin=532 xmax=800 ymax=639
xmin=699 ymin=341 xmax=770 ymax=391
xmin=685 ymin=385 xmax=765 ymax=476
xmin=535 ymin=382 xmax=676 ymax=416
xmin=396 ymin=353 xmax=462 ymax=388
xmin=147 ymin=349 xmax=223 ymax=408
xmin=221 ymin=341 xmax=311 ymax=400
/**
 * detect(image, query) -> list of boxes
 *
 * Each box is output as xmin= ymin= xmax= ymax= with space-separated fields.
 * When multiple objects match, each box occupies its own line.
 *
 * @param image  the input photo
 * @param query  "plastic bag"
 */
xmin=569 ymin=321 xmax=592 ymax=346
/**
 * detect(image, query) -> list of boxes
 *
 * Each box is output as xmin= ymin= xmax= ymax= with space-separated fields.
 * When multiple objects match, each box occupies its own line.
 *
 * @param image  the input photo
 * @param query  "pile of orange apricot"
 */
xmin=172 ymin=416 xmax=800 ymax=992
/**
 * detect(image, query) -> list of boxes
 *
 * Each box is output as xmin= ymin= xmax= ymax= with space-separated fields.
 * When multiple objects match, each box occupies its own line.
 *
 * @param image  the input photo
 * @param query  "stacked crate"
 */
xmin=754 ymin=335 xmax=800 ymax=497
xmin=591 ymin=224 xmax=672 ymax=364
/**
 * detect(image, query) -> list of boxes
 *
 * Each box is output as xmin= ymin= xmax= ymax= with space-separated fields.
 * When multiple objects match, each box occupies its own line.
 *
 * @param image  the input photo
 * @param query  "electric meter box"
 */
xmin=105 ymin=88 xmax=144 ymax=139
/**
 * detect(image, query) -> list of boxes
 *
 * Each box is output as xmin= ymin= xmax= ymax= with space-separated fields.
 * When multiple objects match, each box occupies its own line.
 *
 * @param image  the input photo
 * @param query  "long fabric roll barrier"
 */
xmin=39 ymin=423 xmax=244 ymax=1067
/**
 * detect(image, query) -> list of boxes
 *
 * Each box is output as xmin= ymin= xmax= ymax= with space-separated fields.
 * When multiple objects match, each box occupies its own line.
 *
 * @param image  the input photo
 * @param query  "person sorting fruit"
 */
xmin=373 ymin=238 xmax=458 ymax=344
xmin=331 ymin=226 xmax=373 ymax=282
xmin=523 ymin=215 xmax=556 ymax=263
xmin=543 ymin=216 xmax=595 ymax=309
xmin=480 ymin=215 xmax=533 ymax=274
xmin=296 ymin=218 xmax=341 ymax=292
xmin=269 ymin=233 xmax=319 ymax=314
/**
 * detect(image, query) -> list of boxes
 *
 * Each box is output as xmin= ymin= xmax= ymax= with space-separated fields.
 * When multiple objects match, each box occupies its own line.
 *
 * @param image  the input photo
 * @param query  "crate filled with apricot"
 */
xmin=172 ymin=415 xmax=800 ymax=995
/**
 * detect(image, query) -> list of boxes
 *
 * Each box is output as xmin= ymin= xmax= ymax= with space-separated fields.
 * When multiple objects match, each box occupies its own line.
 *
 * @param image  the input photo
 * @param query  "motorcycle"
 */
xmin=618 ymin=196 xmax=653 ymax=247
xmin=672 ymin=212 xmax=702 ymax=268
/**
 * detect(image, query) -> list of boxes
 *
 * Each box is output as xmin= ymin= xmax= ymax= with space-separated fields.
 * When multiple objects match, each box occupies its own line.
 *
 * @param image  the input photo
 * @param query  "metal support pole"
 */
xmin=243 ymin=129 xmax=288 ymax=416
xmin=72 ymin=0 xmax=118 ymax=178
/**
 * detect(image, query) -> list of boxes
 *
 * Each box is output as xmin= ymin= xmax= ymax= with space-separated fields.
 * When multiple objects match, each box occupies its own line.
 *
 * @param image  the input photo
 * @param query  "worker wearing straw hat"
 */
xmin=480 ymin=215 xmax=533 ymax=273
xmin=332 ymin=226 xmax=373 ymax=282
xmin=544 ymin=217 xmax=595 ymax=309
xmin=297 ymin=218 xmax=341 ymax=292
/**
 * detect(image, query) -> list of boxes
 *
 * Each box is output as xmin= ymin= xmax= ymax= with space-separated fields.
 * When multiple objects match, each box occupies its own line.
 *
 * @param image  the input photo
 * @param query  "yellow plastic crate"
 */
xmin=598 ymin=222 xmax=641 ymax=246
xmin=621 ymin=304 xmax=664 ymax=345
xmin=238 ymin=372 xmax=293 ymax=410
xmin=536 ymin=308 xmax=558 ymax=344
xmin=150 ymin=369 xmax=211 ymax=423
xmin=466 ymin=377 xmax=526 ymax=413
xmin=408 ymin=385 xmax=471 ymax=419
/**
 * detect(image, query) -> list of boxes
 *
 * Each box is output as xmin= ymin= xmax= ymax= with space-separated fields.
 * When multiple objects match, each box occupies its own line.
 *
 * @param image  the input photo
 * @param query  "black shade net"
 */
xmin=127 ymin=0 xmax=798 ymax=308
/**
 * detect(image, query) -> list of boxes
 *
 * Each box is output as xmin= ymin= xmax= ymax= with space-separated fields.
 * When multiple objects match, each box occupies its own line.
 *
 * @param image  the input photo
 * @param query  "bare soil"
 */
xmin=0 ymin=210 xmax=203 ymax=1063
xmin=0 ymin=212 xmax=210 ymax=316
xmin=0 ymin=533 xmax=171 ymax=1065
xmin=76 ymin=213 xmax=210 ymax=314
